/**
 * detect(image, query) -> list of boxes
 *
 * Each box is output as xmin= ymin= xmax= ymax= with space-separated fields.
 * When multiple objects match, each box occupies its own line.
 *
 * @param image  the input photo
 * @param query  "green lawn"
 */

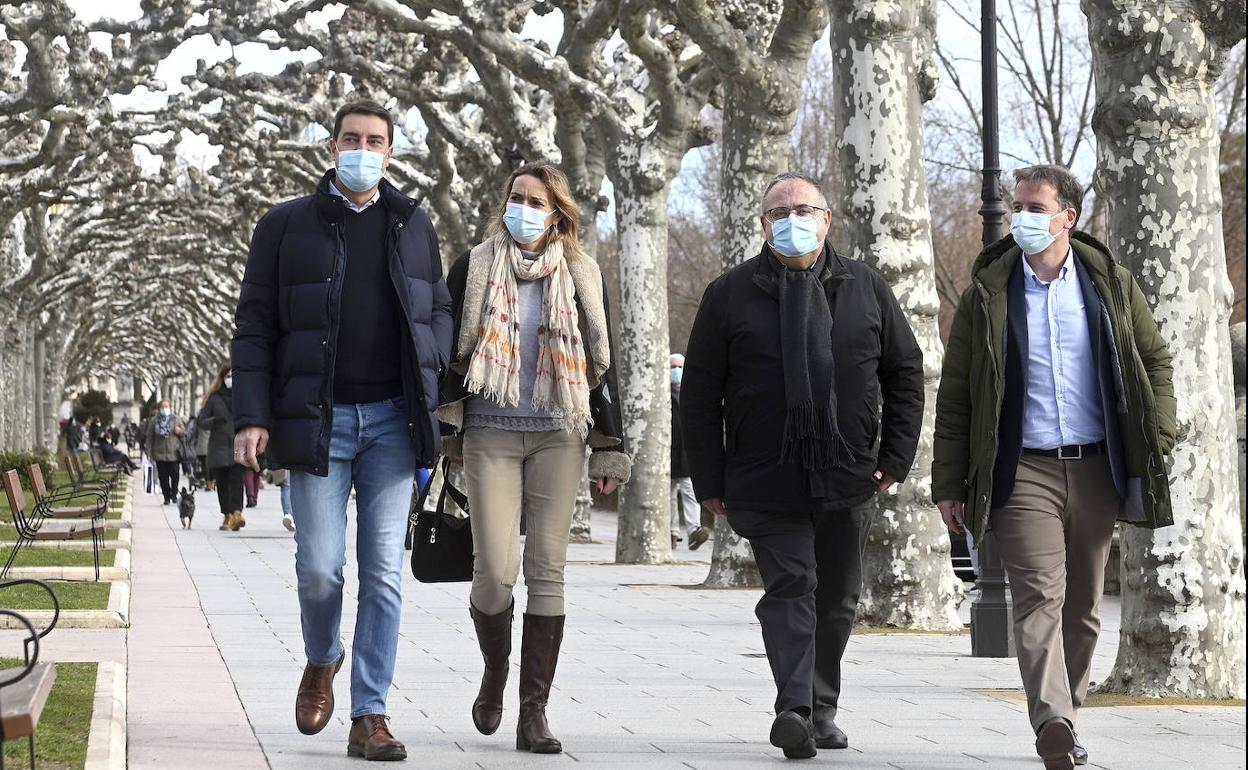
xmin=0 ymin=658 xmax=96 ymax=770
xmin=4 ymin=549 xmax=117 ymax=569
xmin=0 ymin=582 xmax=111 ymax=611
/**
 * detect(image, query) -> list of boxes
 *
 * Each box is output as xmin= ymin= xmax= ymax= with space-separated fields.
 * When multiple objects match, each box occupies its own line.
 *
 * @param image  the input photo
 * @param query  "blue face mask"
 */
xmin=769 ymin=214 xmax=822 ymax=258
xmin=670 ymin=367 xmax=682 ymax=385
xmin=336 ymin=149 xmax=386 ymax=193
xmin=503 ymin=203 xmax=553 ymax=244
xmin=1011 ymin=211 xmax=1065 ymax=255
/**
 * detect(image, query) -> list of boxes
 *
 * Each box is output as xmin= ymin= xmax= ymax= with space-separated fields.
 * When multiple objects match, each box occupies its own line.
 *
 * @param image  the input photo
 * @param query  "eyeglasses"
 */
xmin=764 ymin=205 xmax=826 ymax=222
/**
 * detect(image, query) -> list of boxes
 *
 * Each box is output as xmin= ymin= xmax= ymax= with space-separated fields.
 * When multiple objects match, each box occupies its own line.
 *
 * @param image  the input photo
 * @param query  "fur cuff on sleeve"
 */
xmin=588 ymin=450 xmax=632 ymax=484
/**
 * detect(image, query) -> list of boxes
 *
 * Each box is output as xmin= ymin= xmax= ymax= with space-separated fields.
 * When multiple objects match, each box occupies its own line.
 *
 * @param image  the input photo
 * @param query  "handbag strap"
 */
xmin=408 ymin=461 xmax=441 ymax=529
xmin=436 ymin=456 xmax=470 ymax=515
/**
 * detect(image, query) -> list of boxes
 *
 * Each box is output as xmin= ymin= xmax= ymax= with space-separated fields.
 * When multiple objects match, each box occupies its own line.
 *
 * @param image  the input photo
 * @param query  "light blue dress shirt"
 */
xmin=1021 ymin=252 xmax=1105 ymax=449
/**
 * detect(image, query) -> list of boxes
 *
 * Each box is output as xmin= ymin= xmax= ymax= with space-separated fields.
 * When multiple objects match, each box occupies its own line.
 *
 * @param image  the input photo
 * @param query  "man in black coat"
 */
xmin=231 ymin=100 xmax=453 ymax=761
xmin=682 ymin=173 xmax=924 ymax=760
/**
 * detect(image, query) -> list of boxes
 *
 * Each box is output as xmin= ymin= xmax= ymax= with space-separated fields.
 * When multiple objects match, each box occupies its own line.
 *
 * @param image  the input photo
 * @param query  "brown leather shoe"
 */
xmin=229 ymin=509 xmax=246 ymax=531
xmin=687 ymin=526 xmax=711 ymax=551
xmin=295 ymin=651 xmax=344 ymax=735
xmin=347 ymin=714 xmax=407 ymax=761
xmin=1036 ymin=718 xmax=1076 ymax=770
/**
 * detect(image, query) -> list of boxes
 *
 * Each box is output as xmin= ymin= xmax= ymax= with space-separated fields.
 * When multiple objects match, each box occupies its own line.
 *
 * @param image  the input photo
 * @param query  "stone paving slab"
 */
xmin=142 ymin=488 xmax=1245 ymax=770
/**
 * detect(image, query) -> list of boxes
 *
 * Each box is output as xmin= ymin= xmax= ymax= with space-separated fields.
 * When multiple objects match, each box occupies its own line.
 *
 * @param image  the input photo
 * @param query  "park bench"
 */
xmin=0 ymin=578 xmax=60 ymax=770
xmin=60 ymin=451 xmax=121 ymax=496
xmin=2 ymin=469 xmax=106 ymax=581
xmin=26 ymin=464 xmax=108 ymax=521
xmin=86 ymin=447 xmax=127 ymax=476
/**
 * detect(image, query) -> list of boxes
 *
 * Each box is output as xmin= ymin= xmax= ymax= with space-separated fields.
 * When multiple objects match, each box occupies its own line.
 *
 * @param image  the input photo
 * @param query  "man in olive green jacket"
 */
xmin=933 ymin=165 xmax=1175 ymax=770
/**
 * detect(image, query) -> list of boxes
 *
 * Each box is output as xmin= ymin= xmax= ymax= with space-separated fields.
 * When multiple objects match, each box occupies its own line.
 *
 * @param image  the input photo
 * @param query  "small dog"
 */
xmin=177 ymin=487 xmax=195 ymax=529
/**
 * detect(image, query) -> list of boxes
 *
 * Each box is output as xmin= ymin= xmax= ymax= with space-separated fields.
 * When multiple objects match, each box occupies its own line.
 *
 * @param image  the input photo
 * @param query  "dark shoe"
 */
xmin=687 ymin=526 xmax=711 ymax=551
xmin=812 ymin=714 xmax=847 ymax=749
xmin=515 ymin=613 xmax=565 ymax=754
xmin=671 ymin=534 xmax=680 ymax=549
xmin=1035 ymin=718 xmax=1076 ymax=770
xmin=347 ymin=714 xmax=407 ymax=761
xmin=470 ymin=600 xmax=513 ymax=735
xmin=770 ymin=710 xmax=816 ymax=759
xmin=246 ymin=495 xmax=257 ymax=508
xmin=1072 ymin=734 xmax=1088 ymax=766
xmin=295 ymin=651 xmax=344 ymax=735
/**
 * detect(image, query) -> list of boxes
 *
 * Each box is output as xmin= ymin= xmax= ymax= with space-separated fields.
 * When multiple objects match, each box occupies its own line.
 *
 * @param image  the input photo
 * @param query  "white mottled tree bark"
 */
xmin=613 ymin=154 xmax=677 ymax=564
xmin=1085 ymin=0 xmax=1246 ymax=698
xmin=829 ymin=0 xmax=963 ymax=628
xmin=570 ymin=452 xmax=594 ymax=544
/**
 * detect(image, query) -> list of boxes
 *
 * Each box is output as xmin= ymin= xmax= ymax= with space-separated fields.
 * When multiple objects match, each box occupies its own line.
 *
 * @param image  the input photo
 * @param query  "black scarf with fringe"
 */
xmin=774 ymin=253 xmax=856 ymax=476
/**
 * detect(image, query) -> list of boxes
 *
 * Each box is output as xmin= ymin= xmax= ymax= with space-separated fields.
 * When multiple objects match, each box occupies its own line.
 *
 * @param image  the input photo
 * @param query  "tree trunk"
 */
xmin=1085 ymin=0 xmax=1246 ymax=698
xmin=829 ymin=0 xmax=963 ymax=628
xmin=570 ymin=452 xmax=593 ymax=544
xmin=613 ymin=157 xmax=675 ymax=564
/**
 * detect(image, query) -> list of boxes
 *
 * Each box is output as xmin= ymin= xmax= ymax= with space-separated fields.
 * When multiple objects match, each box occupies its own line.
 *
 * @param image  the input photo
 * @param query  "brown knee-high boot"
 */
xmin=470 ymin=600 xmax=513 ymax=735
xmin=515 ymin=613 xmax=565 ymax=754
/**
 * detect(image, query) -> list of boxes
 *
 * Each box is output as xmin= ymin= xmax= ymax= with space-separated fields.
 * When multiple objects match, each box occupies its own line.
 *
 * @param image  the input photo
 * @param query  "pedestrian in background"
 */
xmin=669 ymin=353 xmax=709 ymax=550
xmin=144 ymin=399 xmax=187 ymax=505
xmin=198 ymin=362 xmax=245 ymax=531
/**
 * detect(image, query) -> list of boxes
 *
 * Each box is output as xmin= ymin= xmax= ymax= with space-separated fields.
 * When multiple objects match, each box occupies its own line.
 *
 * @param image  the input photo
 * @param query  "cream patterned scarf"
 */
xmin=465 ymin=232 xmax=593 ymax=435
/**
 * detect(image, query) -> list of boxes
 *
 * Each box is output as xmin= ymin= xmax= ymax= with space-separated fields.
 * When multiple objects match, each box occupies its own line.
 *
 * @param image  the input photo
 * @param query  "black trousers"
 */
xmin=727 ymin=501 xmax=874 ymax=717
xmin=155 ymin=460 xmax=181 ymax=502
xmin=212 ymin=464 xmax=245 ymax=515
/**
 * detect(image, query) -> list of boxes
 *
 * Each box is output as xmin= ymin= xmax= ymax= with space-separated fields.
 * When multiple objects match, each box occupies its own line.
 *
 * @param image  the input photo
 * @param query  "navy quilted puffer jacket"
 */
xmin=231 ymin=170 xmax=454 ymax=475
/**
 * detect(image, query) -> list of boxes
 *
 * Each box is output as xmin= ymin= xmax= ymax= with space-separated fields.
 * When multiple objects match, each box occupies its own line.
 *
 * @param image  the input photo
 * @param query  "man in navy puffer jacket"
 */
xmin=231 ymin=100 xmax=452 ymax=761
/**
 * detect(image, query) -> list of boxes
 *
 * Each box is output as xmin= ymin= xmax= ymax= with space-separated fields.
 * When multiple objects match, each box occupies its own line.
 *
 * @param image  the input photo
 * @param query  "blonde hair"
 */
xmin=490 ymin=162 xmax=586 ymax=260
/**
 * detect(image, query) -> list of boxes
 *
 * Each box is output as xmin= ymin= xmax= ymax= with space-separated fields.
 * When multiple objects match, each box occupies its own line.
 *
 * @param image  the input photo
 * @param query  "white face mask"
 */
xmin=223 ymin=375 xmax=233 ymax=389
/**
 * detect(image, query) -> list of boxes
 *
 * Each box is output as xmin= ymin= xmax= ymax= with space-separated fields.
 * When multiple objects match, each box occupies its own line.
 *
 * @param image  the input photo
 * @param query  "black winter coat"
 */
xmin=197 ymin=389 xmax=236 ymax=471
xmin=681 ymin=244 xmax=925 ymax=513
xmin=671 ymin=385 xmax=689 ymax=478
xmin=231 ymin=171 xmax=454 ymax=474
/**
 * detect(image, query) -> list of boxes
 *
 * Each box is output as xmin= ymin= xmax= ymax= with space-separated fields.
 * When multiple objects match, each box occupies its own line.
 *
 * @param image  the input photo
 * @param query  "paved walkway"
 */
xmin=13 ymin=481 xmax=1246 ymax=769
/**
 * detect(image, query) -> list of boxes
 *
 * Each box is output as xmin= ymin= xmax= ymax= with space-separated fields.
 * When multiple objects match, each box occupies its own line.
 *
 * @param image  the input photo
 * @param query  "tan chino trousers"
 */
xmin=991 ymin=453 xmax=1119 ymax=733
xmin=463 ymin=427 xmax=586 ymax=617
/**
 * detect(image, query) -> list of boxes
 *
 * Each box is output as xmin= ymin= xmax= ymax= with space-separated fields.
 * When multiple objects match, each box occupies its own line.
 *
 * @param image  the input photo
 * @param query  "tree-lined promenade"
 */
xmin=1 ymin=2 xmax=1245 ymax=766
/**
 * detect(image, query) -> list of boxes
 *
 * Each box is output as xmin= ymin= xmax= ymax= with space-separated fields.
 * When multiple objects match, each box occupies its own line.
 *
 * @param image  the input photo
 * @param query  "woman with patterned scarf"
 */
xmin=143 ymin=399 xmax=186 ymax=505
xmin=438 ymin=162 xmax=630 ymax=754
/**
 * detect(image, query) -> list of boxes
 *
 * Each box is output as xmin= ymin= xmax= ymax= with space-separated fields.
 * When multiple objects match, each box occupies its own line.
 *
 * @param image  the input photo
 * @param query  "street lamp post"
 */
xmin=970 ymin=0 xmax=1016 ymax=659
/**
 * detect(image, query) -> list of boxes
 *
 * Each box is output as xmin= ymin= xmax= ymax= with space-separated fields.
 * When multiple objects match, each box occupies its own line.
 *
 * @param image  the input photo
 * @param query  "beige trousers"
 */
xmin=463 ymin=427 xmax=586 ymax=616
xmin=991 ymin=453 xmax=1119 ymax=732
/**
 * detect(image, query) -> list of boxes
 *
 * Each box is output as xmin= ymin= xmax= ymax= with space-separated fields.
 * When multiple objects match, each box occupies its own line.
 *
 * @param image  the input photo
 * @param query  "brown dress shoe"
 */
xmin=1036 ymin=718 xmax=1076 ymax=770
xmin=295 ymin=651 xmax=344 ymax=735
xmin=348 ymin=714 xmax=407 ymax=761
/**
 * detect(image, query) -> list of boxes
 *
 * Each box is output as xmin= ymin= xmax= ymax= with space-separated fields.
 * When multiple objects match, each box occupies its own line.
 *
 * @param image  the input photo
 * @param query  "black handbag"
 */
xmin=408 ymin=458 xmax=474 ymax=583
